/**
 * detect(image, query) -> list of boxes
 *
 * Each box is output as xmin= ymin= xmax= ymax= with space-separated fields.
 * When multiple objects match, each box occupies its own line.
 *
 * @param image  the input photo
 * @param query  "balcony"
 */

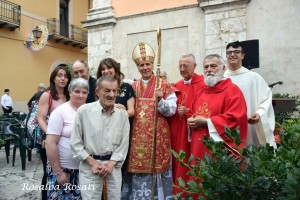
xmin=47 ymin=18 xmax=87 ymax=49
xmin=0 ymin=0 xmax=21 ymax=31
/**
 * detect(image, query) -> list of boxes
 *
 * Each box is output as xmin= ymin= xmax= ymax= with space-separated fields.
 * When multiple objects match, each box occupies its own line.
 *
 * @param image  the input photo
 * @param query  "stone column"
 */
xmin=198 ymin=0 xmax=250 ymax=58
xmin=82 ymin=0 xmax=116 ymax=76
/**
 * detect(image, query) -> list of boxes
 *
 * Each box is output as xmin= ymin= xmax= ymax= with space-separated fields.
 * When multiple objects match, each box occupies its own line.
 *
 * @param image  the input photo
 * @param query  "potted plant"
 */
xmin=273 ymin=93 xmax=299 ymax=124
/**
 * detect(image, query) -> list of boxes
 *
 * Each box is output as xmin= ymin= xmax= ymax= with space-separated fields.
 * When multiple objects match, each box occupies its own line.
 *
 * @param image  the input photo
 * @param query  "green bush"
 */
xmin=172 ymin=120 xmax=300 ymax=200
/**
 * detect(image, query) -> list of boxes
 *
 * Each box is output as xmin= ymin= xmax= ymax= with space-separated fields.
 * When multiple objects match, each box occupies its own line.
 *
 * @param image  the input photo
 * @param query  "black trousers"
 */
xmin=37 ymin=144 xmax=47 ymax=200
xmin=2 ymin=106 xmax=12 ymax=113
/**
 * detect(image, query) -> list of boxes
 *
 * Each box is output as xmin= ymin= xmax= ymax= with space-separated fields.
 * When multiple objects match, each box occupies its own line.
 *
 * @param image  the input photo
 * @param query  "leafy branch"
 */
xmin=172 ymin=122 xmax=300 ymax=200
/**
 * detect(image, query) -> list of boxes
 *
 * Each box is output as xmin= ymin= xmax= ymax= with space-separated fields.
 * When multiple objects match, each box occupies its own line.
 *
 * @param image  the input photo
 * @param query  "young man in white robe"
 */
xmin=224 ymin=41 xmax=276 ymax=148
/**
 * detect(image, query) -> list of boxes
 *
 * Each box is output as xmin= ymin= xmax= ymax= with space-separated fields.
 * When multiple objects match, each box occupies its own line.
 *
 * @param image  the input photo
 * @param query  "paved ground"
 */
xmin=0 ymin=146 xmax=42 ymax=200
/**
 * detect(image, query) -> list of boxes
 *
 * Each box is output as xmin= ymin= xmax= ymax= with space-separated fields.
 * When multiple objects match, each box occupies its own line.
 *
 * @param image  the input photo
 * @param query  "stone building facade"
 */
xmin=83 ymin=0 xmax=300 ymax=95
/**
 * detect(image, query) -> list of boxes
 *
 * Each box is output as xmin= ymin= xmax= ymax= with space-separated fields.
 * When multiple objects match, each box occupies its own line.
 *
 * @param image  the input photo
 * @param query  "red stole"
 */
xmin=128 ymin=76 xmax=174 ymax=173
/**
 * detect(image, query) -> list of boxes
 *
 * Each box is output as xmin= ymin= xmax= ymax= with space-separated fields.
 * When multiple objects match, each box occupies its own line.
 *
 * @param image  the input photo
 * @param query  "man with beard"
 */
xmin=187 ymin=54 xmax=248 ymax=161
xmin=224 ymin=41 xmax=276 ymax=148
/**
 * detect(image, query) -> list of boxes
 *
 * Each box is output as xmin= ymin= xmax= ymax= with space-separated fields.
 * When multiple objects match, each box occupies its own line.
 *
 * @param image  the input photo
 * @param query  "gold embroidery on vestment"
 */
xmin=196 ymin=101 xmax=211 ymax=118
xmin=139 ymin=110 xmax=145 ymax=118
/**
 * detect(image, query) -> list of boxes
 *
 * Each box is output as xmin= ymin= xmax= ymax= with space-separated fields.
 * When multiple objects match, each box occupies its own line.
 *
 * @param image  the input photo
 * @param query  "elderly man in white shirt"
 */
xmin=1 ymin=89 xmax=13 ymax=113
xmin=70 ymin=76 xmax=130 ymax=200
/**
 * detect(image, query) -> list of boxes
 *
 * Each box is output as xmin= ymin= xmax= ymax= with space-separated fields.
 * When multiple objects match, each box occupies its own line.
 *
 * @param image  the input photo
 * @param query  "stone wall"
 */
xmin=246 ymin=0 xmax=300 ymax=95
xmin=82 ymin=0 xmax=116 ymax=74
xmin=114 ymin=5 xmax=204 ymax=83
xmin=200 ymin=0 xmax=249 ymax=57
xmin=84 ymin=0 xmax=300 ymax=95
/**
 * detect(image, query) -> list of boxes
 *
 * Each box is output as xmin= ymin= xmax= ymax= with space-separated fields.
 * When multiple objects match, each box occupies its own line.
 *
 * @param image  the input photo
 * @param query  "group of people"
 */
xmin=170 ymin=42 xmax=276 ymax=198
xmin=23 ymin=40 xmax=275 ymax=200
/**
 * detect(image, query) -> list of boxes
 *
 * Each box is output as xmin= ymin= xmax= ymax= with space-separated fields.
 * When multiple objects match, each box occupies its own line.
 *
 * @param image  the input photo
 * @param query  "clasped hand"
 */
xmin=187 ymin=115 xmax=208 ymax=129
xmin=91 ymin=161 xmax=116 ymax=178
xmin=178 ymin=106 xmax=189 ymax=115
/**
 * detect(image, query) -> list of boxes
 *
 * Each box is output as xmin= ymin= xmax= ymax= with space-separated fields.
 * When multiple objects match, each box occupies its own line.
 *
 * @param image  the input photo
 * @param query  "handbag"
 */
xmin=23 ymin=92 xmax=52 ymax=147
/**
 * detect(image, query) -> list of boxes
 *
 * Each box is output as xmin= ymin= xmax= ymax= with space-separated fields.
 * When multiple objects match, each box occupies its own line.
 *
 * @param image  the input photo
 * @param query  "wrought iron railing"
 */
xmin=0 ymin=0 xmax=21 ymax=29
xmin=47 ymin=18 xmax=87 ymax=44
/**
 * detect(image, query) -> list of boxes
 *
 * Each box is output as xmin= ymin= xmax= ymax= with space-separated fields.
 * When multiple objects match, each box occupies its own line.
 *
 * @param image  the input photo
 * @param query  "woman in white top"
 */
xmin=45 ymin=78 xmax=89 ymax=200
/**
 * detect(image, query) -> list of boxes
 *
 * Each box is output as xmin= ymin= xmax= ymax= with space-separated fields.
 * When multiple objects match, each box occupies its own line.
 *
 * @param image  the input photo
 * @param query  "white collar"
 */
xmin=225 ymin=66 xmax=249 ymax=76
xmin=183 ymin=78 xmax=192 ymax=85
xmin=142 ymin=79 xmax=150 ymax=84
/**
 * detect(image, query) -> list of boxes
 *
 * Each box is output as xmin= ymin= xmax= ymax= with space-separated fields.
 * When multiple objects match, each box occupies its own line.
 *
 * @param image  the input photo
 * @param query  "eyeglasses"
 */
xmin=179 ymin=64 xmax=192 ymax=69
xmin=226 ymin=50 xmax=242 ymax=56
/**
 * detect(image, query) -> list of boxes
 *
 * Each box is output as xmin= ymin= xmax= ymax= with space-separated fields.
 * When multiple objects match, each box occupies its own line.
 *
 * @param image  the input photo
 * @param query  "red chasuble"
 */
xmin=127 ymin=75 xmax=174 ymax=173
xmin=167 ymin=73 xmax=205 ymax=195
xmin=190 ymin=78 xmax=248 ymax=161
